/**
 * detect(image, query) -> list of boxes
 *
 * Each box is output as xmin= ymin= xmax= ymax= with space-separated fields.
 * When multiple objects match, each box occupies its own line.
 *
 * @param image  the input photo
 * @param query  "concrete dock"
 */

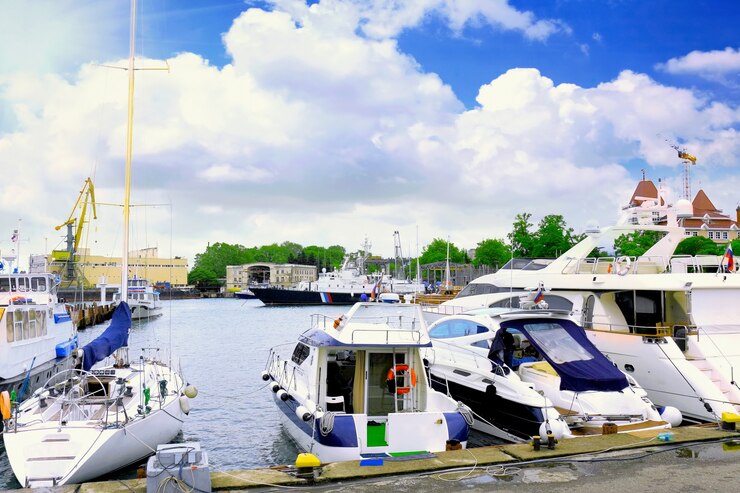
xmin=12 ymin=424 xmax=738 ymax=492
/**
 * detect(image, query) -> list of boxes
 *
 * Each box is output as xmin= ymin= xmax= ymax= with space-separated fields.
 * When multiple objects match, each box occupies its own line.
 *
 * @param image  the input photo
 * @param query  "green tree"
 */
xmin=419 ymin=238 xmax=468 ymax=265
xmin=508 ymin=213 xmax=535 ymax=257
xmin=614 ymin=231 xmax=664 ymax=257
xmin=674 ymin=236 xmax=722 ymax=256
xmin=192 ymin=242 xmax=249 ymax=278
xmin=187 ymin=266 xmax=219 ymax=288
xmin=531 ymin=215 xmax=581 ymax=258
xmin=473 ymin=238 xmax=511 ymax=268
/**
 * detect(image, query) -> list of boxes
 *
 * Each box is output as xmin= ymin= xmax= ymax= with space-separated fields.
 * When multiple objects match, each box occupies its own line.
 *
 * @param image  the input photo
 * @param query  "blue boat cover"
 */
xmin=82 ymin=302 xmax=131 ymax=371
xmin=500 ymin=317 xmax=628 ymax=392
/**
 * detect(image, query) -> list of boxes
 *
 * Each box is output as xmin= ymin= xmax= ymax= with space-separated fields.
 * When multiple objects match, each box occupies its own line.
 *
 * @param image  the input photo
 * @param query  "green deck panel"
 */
xmin=366 ymin=422 xmax=388 ymax=447
xmin=388 ymin=450 xmax=428 ymax=457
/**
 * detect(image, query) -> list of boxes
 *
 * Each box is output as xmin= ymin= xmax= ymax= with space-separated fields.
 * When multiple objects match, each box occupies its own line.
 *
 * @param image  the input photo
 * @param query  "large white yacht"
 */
xmin=435 ymin=189 xmax=740 ymax=424
xmin=263 ymin=301 xmax=471 ymax=463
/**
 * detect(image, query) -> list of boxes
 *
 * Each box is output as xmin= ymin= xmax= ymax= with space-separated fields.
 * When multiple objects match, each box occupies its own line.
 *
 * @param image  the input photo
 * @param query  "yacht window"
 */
xmin=456 ymin=283 xmax=502 ymax=299
xmin=38 ymin=310 xmax=47 ymax=336
xmin=28 ymin=310 xmax=37 ymax=338
xmin=429 ymin=320 xmax=488 ymax=339
xmin=522 ymin=322 xmax=593 ymax=364
xmin=0 ymin=278 xmax=9 ymax=292
xmin=470 ymin=340 xmax=490 ymax=349
xmin=489 ymin=295 xmax=573 ymax=311
xmin=291 ymin=342 xmax=311 ymax=365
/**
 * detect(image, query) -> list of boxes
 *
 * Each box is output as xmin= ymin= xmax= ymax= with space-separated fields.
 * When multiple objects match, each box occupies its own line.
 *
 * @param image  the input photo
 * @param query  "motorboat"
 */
xmin=252 ymin=239 xmax=423 ymax=305
xmin=425 ymin=295 xmax=677 ymax=442
xmin=2 ymin=2 xmax=195 ymax=486
xmin=436 ymin=191 xmax=740 ymax=424
xmin=112 ymin=277 xmax=162 ymax=320
xmin=0 ymin=270 xmax=79 ymax=410
xmin=262 ymin=301 xmax=471 ymax=463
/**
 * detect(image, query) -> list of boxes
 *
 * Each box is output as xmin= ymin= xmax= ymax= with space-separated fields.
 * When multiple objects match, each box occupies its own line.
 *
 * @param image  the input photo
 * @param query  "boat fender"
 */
xmin=333 ymin=315 xmax=344 ymax=329
xmin=296 ymin=405 xmax=312 ymax=421
xmin=659 ymin=406 xmax=682 ymax=427
xmin=261 ymin=370 xmax=270 ymax=381
xmin=538 ymin=421 xmax=565 ymax=443
xmin=277 ymin=389 xmax=290 ymax=401
xmin=0 ymin=390 xmax=11 ymax=420
xmin=305 ymin=399 xmax=317 ymax=414
xmin=183 ymin=385 xmax=198 ymax=399
xmin=485 ymin=384 xmax=497 ymax=399
xmin=179 ymin=395 xmax=191 ymax=415
xmin=615 ymin=256 xmax=631 ymax=276
xmin=271 ymin=383 xmax=281 ymax=393
xmin=386 ymin=365 xmax=417 ymax=395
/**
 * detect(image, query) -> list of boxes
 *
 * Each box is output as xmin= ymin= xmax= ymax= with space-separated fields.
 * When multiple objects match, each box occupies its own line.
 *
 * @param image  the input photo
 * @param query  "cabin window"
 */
xmin=429 ymin=320 xmax=488 ymax=339
xmin=470 ymin=340 xmax=490 ymax=349
xmin=0 ymin=278 xmax=10 ymax=292
xmin=28 ymin=310 xmax=37 ymax=338
xmin=15 ymin=277 xmax=29 ymax=292
xmin=38 ymin=310 xmax=47 ymax=336
xmin=291 ymin=342 xmax=311 ymax=365
xmin=22 ymin=310 xmax=31 ymax=339
xmin=6 ymin=311 xmax=13 ymax=342
xmin=31 ymin=277 xmax=47 ymax=292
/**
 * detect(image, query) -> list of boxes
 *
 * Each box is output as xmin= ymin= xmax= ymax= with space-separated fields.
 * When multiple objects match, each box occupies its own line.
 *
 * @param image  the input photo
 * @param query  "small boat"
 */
xmin=263 ymin=301 xmax=471 ymax=463
xmin=0 ymin=269 xmax=79 ymax=409
xmin=233 ymin=288 xmax=257 ymax=300
xmin=112 ymin=277 xmax=162 ymax=320
xmin=424 ymin=291 xmax=679 ymax=441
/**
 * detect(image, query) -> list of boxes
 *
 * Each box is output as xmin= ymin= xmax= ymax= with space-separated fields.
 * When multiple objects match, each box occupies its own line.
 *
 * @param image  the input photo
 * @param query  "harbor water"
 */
xmin=0 ymin=298 xmax=342 ymax=489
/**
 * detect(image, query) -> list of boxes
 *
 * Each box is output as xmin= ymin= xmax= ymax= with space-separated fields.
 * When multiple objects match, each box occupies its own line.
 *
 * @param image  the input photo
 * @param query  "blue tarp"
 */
xmin=82 ymin=302 xmax=131 ymax=371
xmin=500 ymin=317 xmax=628 ymax=393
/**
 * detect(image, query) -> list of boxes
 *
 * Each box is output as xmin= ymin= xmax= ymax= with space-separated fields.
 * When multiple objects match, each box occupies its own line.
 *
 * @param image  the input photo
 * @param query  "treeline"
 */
xmin=188 ymin=213 xmax=586 ymax=286
xmin=188 ymin=242 xmax=347 ymax=286
xmin=188 ymin=213 xmax=738 ymax=287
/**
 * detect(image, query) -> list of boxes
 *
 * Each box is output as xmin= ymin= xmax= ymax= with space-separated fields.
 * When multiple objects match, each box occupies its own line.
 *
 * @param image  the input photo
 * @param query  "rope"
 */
xmin=319 ymin=412 xmax=335 ymax=436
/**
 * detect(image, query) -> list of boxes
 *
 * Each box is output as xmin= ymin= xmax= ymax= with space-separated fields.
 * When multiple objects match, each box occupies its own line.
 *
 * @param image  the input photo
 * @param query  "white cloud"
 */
xmin=656 ymin=47 xmax=740 ymax=87
xmin=270 ymin=0 xmax=566 ymax=41
xmin=0 ymin=1 xmax=738 ymax=269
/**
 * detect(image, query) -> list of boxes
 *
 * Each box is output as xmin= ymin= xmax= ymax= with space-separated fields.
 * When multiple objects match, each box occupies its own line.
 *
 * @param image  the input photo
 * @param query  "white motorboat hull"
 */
xmin=131 ymin=304 xmax=163 ymax=320
xmin=273 ymin=392 xmax=467 ymax=463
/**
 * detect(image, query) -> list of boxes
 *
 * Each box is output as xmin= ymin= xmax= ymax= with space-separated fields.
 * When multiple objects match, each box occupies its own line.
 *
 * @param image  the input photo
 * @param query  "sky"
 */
xmin=0 ymin=0 xmax=738 ymax=270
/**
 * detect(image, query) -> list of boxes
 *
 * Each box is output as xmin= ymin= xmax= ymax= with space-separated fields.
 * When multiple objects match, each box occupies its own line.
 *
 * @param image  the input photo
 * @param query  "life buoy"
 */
xmin=386 ymin=364 xmax=417 ymax=395
xmin=615 ymin=256 xmax=631 ymax=276
xmin=0 ymin=390 xmax=11 ymax=420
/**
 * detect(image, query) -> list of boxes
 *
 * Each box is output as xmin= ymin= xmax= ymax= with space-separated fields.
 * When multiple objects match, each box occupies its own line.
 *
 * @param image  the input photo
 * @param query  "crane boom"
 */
xmin=55 ymin=177 xmax=97 ymax=254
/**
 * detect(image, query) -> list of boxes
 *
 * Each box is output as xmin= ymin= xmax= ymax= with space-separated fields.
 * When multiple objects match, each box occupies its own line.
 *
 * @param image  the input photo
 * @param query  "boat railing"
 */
xmin=562 ymin=254 xmax=729 ymax=275
xmin=311 ymin=313 xmax=423 ymax=332
xmin=350 ymin=327 xmax=423 ymax=345
xmin=587 ymin=316 xmax=698 ymax=338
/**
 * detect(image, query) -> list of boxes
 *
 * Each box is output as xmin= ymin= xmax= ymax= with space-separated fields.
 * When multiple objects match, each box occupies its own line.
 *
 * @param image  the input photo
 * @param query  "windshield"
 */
xmin=522 ymin=322 xmax=593 ymax=364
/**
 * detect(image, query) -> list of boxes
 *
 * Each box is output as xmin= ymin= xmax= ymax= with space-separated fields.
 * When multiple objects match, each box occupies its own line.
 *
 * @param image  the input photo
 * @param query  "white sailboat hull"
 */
xmin=4 ymin=392 xmax=186 ymax=487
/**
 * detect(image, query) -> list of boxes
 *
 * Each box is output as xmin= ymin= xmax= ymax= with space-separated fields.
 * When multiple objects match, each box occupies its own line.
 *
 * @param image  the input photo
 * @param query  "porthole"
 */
xmin=624 ymin=364 xmax=635 ymax=373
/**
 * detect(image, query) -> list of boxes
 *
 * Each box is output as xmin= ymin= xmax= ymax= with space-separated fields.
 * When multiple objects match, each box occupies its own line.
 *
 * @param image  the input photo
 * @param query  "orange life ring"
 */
xmin=0 ymin=390 xmax=11 ymax=420
xmin=386 ymin=364 xmax=417 ymax=395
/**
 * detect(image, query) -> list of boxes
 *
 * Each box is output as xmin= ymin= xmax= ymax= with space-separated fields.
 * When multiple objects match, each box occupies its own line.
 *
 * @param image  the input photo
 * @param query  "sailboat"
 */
xmin=2 ymin=1 xmax=195 ymax=487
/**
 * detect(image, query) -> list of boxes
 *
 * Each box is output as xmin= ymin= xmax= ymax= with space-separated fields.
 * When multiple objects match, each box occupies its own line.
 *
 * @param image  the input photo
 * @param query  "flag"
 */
xmin=533 ymin=286 xmax=545 ymax=304
xmin=725 ymin=245 xmax=734 ymax=272
xmin=370 ymin=277 xmax=382 ymax=301
xmin=11 ymin=230 xmax=18 ymax=242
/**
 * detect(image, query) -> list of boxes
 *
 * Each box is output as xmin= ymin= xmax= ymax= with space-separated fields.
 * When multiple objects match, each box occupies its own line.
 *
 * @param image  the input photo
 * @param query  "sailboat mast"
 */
xmin=121 ymin=0 xmax=137 ymax=299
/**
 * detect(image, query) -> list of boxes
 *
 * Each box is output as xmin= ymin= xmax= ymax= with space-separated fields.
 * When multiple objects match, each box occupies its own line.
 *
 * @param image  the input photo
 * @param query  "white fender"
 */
xmin=179 ymin=395 xmax=191 ymax=414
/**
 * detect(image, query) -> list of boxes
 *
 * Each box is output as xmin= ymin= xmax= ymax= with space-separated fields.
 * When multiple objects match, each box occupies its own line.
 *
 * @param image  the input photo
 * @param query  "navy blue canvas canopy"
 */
xmin=82 ymin=302 xmax=131 ymax=371
xmin=500 ymin=317 xmax=628 ymax=392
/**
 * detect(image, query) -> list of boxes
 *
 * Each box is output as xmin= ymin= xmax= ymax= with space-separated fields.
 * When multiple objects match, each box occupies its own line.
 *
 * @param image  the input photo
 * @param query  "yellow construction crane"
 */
xmin=664 ymin=139 xmax=697 ymax=200
xmin=54 ymin=178 xmax=97 ymax=280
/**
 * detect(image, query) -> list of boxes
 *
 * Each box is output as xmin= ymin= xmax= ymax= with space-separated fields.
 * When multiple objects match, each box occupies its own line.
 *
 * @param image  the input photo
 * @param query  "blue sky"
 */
xmin=0 ymin=0 xmax=738 ymax=265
